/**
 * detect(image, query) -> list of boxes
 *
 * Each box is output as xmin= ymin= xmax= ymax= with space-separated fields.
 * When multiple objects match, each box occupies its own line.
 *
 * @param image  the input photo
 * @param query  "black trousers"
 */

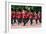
xmin=11 ymin=18 xmax=16 ymax=25
xmin=39 ymin=18 xmax=41 ymax=23
xmin=30 ymin=18 xmax=33 ymax=25
xmin=23 ymin=18 xmax=29 ymax=26
xmin=36 ymin=19 xmax=41 ymax=24
xmin=34 ymin=19 xmax=41 ymax=24
xmin=36 ymin=19 xmax=37 ymax=24
xmin=17 ymin=18 xmax=22 ymax=25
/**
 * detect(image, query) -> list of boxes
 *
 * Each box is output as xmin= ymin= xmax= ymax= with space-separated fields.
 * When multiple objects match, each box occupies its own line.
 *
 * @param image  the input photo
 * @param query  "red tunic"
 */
xmin=37 ymin=14 xmax=41 ymax=19
xmin=16 ymin=12 xmax=22 ymax=18
xmin=33 ymin=13 xmax=37 ymax=20
xmin=11 ymin=12 xmax=16 ymax=19
xmin=22 ymin=12 xmax=29 ymax=18
xmin=29 ymin=12 xmax=33 ymax=19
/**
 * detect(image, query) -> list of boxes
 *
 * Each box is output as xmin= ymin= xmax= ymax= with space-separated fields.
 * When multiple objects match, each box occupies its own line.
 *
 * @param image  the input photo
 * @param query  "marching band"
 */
xmin=11 ymin=7 xmax=41 ymax=27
